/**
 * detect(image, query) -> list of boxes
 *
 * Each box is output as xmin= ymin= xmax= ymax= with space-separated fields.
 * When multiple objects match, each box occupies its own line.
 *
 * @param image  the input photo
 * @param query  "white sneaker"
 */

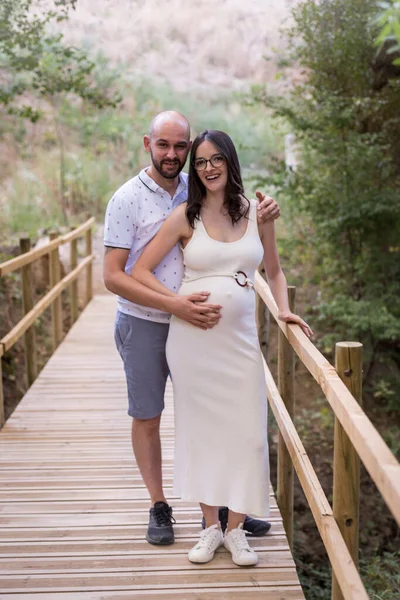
xmin=224 ymin=523 xmax=258 ymax=566
xmin=188 ymin=524 xmax=224 ymax=564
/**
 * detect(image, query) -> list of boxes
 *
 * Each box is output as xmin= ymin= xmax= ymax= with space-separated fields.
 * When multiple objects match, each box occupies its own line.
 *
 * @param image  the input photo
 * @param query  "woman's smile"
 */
xmin=195 ymin=140 xmax=228 ymax=192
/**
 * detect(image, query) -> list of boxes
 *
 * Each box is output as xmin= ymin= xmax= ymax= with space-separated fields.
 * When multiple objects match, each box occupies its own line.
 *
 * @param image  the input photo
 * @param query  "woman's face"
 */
xmin=194 ymin=140 xmax=228 ymax=194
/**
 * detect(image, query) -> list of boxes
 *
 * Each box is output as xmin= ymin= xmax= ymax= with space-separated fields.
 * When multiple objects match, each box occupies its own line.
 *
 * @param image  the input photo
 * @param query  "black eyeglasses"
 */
xmin=193 ymin=154 xmax=225 ymax=171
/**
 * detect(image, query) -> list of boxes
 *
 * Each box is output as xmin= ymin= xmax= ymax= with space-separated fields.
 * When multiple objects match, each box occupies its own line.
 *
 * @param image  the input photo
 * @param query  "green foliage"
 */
xmin=375 ymin=1 xmax=400 ymax=65
xmin=0 ymin=1 xmax=122 ymax=226
xmin=295 ymin=551 xmax=400 ymax=600
xmin=361 ymin=551 xmax=400 ymax=599
xmin=0 ymin=0 xmax=120 ymax=121
xmin=295 ymin=559 xmax=331 ymax=600
xmin=1 ymin=73 xmax=280 ymax=237
xmin=253 ymin=0 xmax=400 ymax=404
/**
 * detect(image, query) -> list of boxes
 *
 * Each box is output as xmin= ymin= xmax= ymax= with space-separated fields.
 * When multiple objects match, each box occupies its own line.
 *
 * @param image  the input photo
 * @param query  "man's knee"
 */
xmin=132 ymin=414 xmax=161 ymax=434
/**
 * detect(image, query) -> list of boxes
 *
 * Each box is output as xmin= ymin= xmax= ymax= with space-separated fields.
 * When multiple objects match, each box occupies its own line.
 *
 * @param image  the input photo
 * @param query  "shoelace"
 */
xmin=196 ymin=525 xmax=221 ymax=551
xmin=153 ymin=506 xmax=176 ymax=527
xmin=229 ymin=527 xmax=253 ymax=552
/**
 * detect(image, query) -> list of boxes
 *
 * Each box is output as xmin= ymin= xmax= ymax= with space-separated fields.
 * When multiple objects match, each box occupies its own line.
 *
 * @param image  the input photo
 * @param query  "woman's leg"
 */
xmin=226 ymin=509 xmax=246 ymax=531
xmin=188 ymin=503 xmax=223 ymax=564
xmin=224 ymin=508 xmax=258 ymax=566
xmin=200 ymin=503 xmax=220 ymax=528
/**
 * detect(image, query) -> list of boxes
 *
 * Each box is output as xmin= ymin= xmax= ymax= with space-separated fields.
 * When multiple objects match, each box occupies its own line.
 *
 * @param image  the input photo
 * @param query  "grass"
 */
xmin=361 ymin=552 xmax=400 ymax=600
xmin=1 ymin=75 xmax=282 ymax=239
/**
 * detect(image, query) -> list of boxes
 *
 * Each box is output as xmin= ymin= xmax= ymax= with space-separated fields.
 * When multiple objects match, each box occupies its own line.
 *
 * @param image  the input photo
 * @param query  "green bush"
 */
xmin=253 ymin=0 xmax=400 ymax=404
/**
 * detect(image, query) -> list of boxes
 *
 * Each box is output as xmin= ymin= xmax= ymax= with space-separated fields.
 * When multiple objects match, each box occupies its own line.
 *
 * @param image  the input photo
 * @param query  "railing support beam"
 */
xmin=277 ymin=285 xmax=296 ymax=549
xmin=49 ymin=231 xmax=63 ymax=350
xmin=20 ymin=237 xmax=37 ymax=386
xmin=69 ymin=227 xmax=79 ymax=324
xmin=85 ymin=225 xmax=93 ymax=306
xmin=332 ymin=341 xmax=363 ymax=600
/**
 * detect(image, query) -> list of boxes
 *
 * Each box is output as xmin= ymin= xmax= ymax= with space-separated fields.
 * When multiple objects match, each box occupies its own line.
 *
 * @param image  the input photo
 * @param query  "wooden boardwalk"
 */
xmin=0 ymin=294 xmax=305 ymax=599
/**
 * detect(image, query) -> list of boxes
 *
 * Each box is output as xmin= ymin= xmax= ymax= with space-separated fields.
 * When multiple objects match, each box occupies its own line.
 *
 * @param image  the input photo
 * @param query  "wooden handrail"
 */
xmin=0 ymin=218 xmax=95 ymax=428
xmin=0 ymin=218 xmax=95 ymax=277
xmin=263 ymin=359 xmax=369 ymax=600
xmin=255 ymin=271 xmax=400 ymax=527
xmin=0 ymin=254 xmax=94 ymax=353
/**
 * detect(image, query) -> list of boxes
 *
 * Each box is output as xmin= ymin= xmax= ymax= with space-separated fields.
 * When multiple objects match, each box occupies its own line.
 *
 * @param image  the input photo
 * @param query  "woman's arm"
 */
xmin=132 ymin=204 xmax=222 ymax=329
xmin=132 ymin=203 xmax=191 ymax=296
xmin=259 ymin=219 xmax=313 ymax=338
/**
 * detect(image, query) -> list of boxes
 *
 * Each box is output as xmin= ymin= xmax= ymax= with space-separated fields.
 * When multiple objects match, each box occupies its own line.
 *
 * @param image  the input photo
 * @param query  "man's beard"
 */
xmin=150 ymin=152 xmax=184 ymax=179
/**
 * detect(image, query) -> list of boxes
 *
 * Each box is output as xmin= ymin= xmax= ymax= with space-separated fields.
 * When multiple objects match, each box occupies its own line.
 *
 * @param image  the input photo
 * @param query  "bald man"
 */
xmin=103 ymin=111 xmax=278 ymax=546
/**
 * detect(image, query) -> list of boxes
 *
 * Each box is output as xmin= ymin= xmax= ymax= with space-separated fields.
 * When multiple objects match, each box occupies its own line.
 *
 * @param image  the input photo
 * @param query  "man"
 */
xmin=103 ymin=111 xmax=279 ymax=546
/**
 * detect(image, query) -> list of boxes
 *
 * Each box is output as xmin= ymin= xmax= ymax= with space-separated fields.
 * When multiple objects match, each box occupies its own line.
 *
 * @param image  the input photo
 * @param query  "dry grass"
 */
xmin=58 ymin=0 xmax=299 ymax=90
xmin=1 ymin=0 xmax=299 ymax=237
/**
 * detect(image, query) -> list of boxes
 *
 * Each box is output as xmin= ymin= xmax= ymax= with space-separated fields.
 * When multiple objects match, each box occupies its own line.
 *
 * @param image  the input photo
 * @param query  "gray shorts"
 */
xmin=114 ymin=311 xmax=170 ymax=419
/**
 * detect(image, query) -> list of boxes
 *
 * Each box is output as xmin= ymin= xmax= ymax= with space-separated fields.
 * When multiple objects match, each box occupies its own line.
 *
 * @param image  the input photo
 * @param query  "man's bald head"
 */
xmin=144 ymin=111 xmax=192 ymax=180
xmin=149 ymin=111 xmax=190 ymax=140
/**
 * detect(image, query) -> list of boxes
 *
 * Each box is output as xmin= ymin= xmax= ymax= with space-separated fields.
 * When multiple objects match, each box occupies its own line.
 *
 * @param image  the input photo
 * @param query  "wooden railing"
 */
xmin=255 ymin=273 xmax=400 ymax=600
xmin=0 ymin=218 xmax=95 ymax=427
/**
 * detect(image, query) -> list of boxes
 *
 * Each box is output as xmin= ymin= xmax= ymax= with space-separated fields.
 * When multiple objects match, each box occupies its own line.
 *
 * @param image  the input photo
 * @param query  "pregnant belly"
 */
xmin=179 ymin=276 xmax=256 ymax=325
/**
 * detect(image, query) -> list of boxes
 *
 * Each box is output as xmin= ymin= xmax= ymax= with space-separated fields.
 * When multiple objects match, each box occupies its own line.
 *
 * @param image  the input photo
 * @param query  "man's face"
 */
xmin=144 ymin=122 xmax=191 ymax=179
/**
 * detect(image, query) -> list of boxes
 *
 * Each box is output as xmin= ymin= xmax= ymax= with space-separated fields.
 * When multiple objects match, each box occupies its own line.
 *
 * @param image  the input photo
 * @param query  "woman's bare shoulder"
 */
xmin=169 ymin=202 xmax=192 ymax=237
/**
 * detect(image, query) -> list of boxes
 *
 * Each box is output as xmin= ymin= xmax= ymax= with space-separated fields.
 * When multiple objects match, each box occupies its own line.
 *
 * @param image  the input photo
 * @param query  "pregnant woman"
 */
xmin=132 ymin=130 xmax=312 ymax=567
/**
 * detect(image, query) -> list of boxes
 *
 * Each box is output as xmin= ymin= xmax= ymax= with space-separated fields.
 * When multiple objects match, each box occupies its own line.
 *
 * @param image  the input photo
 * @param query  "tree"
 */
xmin=255 ymin=0 xmax=400 ymax=395
xmin=0 ymin=0 xmax=121 ymax=221
xmin=1 ymin=1 xmax=75 ymax=120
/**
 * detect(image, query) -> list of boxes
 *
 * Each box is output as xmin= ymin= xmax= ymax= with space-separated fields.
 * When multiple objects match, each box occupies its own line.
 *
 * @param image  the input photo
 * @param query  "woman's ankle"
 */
xmin=205 ymin=519 xmax=221 ymax=529
xmin=226 ymin=510 xmax=246 ymax=532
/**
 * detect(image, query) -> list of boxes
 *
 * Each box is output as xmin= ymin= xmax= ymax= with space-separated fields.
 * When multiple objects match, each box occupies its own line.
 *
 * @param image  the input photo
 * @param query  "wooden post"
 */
xmin=256 ymin=264 xmax=270 ymax=361
xmin=332 ymin=341 xmax=363 ymax=600
xmin=70 ymin=227 xmax=79 ymax=323
xmin=49 ymin=231 xmax=63 ymax=349
xmin=0 ymin=354 xmax=4 ymax=428
xmin=277 ymin=285 xmax=296 ymax=550
xmin=20 ymin=237 xmax=37 ymax=386
xmin=85 ymin=225 xmax=93 ymax=306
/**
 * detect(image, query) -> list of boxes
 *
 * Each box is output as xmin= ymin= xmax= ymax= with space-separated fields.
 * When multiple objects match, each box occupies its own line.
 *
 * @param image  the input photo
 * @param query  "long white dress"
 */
xmin=166 ymin=199 xmax=270 ymax=517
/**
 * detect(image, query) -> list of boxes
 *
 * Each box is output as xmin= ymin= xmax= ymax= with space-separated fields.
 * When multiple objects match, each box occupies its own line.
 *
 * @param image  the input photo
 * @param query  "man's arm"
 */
xmin=103 ymin=247 xmax=221 ymax=330
xmin=103 ymin=247 xmax=174 ymax=311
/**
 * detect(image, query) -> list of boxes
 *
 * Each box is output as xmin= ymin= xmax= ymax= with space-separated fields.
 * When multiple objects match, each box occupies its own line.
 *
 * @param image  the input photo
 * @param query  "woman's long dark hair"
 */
xmin=186 ymin=130 xmax=250 ymax=228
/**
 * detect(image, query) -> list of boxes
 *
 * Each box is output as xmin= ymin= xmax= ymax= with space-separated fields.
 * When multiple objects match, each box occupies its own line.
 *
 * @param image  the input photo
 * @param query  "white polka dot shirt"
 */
xmin=104 ymin=169 xmax=187 ymax=323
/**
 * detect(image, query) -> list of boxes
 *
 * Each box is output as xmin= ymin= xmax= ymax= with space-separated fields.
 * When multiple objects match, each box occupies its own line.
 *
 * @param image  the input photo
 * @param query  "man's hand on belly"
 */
xmin=168 ymin=293 xmax=222 ymax=330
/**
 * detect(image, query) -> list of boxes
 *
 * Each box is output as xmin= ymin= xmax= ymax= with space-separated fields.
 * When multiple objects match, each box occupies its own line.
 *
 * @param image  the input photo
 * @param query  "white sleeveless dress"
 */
xmin=166 ymin=199 xmax=270 ymax=517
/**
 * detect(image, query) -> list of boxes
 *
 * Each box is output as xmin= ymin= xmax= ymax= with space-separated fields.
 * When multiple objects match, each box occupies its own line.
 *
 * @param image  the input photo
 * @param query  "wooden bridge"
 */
xmin=0 ymin=220 xmax=399 ymax=599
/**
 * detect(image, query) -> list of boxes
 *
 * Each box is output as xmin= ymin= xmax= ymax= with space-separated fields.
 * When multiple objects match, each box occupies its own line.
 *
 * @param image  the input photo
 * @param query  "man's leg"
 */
xmin=131 ymin=415 xmax=165 ymax=506
xmin=114 ymin=312 xmax=174 ymax=544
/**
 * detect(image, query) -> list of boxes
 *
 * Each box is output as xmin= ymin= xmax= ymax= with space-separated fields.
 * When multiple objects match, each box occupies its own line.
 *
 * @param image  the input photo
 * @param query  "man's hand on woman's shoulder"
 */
xmin=256 ymin=190 xmax=280 ymax=224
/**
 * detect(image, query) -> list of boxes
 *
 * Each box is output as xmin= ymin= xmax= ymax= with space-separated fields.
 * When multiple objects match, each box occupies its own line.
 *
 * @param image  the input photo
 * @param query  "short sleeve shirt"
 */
xmin=104 ymin=169 xmax=188 ymax=323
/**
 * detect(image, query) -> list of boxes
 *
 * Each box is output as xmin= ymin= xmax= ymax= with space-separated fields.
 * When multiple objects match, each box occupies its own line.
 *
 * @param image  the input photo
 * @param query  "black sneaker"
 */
xmin=243 ymin=514 xmax=272 ymax=536
xmin=201 ymin=507 xmax=271 ymax=537
xmin=146 ymin=501 xmax=175 ymax=545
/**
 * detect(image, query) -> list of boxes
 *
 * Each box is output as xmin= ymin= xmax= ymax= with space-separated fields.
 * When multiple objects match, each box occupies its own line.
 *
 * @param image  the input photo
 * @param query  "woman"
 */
xmin=132 ymin=130 xmax=312 ymax=567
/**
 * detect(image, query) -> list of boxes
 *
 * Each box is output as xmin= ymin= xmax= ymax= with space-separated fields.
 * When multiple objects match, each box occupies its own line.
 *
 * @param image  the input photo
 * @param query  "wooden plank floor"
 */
xmin=0 ymin=294 xmax=305 ymax=599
